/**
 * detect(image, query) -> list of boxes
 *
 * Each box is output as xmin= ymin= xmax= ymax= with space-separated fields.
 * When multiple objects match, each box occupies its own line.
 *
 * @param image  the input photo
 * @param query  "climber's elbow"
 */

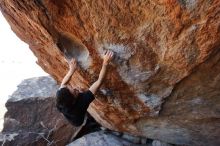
xmin=89 ymin=80 xmax=102 ymax=95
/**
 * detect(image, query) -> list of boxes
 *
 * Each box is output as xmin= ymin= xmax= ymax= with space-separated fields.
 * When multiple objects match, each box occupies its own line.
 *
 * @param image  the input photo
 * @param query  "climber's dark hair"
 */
xmin=56 ymin=87 xmax=83 ymax=126
xmin=56 ymin=87 xmax=77 ymax=113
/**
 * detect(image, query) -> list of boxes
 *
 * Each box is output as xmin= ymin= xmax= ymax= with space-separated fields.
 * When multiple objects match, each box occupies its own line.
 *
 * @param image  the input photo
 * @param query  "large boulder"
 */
xmin=67 ymin=131 xmax=151 ymax=146
xmin=0 ymin=1 xmax=220 ymax=145
xmin=67 ymin=131 xmax=175 ymax=146
xmin=0 ymin=76 xmax=77 ymax=146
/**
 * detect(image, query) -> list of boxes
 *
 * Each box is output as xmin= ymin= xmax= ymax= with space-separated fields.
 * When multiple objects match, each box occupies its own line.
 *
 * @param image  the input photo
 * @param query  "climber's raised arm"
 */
xmin=89 ymin=50 xmax=114 ymax=94
xmin=60 ymin=58 xmax=77 ymax=88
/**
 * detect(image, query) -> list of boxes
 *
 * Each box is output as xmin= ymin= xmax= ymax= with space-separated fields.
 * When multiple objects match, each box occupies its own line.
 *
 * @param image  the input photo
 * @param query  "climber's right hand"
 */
xmin=103 ymin=50 xmax=114 ymax=65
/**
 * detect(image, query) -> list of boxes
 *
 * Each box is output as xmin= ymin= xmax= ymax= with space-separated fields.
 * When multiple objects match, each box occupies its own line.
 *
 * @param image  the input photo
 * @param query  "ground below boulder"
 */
xmin=67 ymin=131 xmax=176 ymax=146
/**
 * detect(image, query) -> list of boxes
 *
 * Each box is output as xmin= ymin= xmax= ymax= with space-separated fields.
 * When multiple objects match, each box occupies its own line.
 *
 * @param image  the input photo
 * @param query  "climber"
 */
xmin=56 ymin=50 xmax=114 ymax=127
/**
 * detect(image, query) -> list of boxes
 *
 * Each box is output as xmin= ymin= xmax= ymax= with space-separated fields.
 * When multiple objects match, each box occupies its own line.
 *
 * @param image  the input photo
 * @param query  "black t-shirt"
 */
xmin=63 ymin=90 xmax=95 ymax=126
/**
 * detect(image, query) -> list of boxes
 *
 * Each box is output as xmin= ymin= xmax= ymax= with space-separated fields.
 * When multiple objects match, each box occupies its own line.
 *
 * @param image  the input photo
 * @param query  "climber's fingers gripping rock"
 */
xmin=68 ymin=58 xmax=77 ymax=71
xmin=103 ymin=50 xmax=114 ymax=65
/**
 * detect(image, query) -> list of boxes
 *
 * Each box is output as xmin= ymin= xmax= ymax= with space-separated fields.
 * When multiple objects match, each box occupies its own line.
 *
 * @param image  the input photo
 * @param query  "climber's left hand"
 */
xmin=69 ymin=58 xmax=77 ymax=71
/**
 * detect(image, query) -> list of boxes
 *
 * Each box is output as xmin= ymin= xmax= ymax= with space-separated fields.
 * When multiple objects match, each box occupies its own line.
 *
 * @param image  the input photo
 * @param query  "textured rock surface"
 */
xmin=67 ymin=131 xmax=175 ymax=146
xmin=0 ymin=76 xmax=77 ymax=146
xmin=0 ymin=0 xmax=220 ymax=145
xmin=152 ymin=140 xmax=173 ymax=146
xmin=67 ymin=131 xmax=152 ymax=146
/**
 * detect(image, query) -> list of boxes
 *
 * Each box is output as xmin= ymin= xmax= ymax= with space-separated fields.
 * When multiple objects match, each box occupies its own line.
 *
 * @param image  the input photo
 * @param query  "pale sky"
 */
xmin=0 ymin=12 xmax=47 ymax=130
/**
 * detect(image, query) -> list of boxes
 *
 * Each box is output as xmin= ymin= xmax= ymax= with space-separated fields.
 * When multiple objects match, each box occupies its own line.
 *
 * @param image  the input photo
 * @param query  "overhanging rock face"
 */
xmin=0 ymin=0 xmax=220 ymax=145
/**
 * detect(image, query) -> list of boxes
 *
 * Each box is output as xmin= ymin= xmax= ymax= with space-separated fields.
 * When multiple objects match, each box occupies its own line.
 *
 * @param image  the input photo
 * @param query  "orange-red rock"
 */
xmin=0 ymin=0 xmax=220 ymax=145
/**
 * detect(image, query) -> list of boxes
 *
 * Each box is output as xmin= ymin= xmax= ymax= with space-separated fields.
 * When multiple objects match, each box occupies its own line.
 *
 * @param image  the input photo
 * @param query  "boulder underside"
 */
xmin=0 ymin=0 xmax=220 ymax=145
